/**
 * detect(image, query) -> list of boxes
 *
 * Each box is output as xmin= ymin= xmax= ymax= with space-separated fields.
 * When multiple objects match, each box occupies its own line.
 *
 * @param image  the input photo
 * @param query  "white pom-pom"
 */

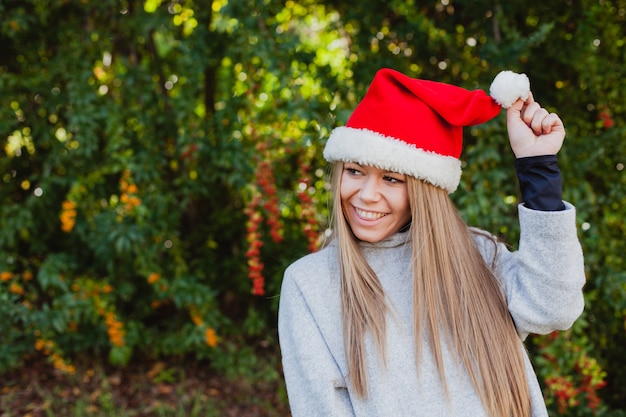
xmin=489 ymin=71 xmax=530 ymax=108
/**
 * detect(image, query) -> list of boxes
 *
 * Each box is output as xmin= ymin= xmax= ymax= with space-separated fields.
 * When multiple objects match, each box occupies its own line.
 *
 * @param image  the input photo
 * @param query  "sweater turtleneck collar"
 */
xmin=358 ymin=228 xmax=411 ymax=249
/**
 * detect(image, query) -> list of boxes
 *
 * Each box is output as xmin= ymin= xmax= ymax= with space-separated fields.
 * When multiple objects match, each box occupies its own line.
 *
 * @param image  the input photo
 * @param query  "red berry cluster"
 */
xmin=598 ymin=108 xmax=614 ymax=129
xmin=539 ymin=331 xmax=607 ymax=415
xmin=296 ymin=160 xmax=319 ymax=253
xmin=242 ymin=140 xmax=284 ymax=296
xmin=244 ymin=195 xmax=265 ymax=296
xmin=255 ymin=153 xmax=283 ymax=243
xmin=180 ymin=143 xmax=198 ymax=162
xmin=545 ymin=374 xmax=580 ymax=414
xmin=575 ymin=354 xmax=607 ymax=413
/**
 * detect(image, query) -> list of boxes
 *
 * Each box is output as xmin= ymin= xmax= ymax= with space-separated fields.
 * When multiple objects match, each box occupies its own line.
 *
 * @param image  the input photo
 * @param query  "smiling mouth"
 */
xmin=354 ymin=207 xmax=387 ymax=220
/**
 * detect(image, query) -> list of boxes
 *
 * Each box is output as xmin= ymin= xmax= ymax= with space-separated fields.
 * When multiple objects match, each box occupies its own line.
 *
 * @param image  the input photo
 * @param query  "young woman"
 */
xmin=278 ymin=68 xmax=585 ymax=417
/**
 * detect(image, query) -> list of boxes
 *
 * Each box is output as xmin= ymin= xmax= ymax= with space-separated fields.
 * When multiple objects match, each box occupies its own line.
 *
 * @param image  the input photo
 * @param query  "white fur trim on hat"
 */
xmin=323 ymin=127 xmax=462 ymax=193
xmin=489 ymin=71 xmax=530 ymax=108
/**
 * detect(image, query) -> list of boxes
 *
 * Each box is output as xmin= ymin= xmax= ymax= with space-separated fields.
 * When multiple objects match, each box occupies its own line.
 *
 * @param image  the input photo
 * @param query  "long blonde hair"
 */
xmin=330 ymin=162 xmax=531 ymax=417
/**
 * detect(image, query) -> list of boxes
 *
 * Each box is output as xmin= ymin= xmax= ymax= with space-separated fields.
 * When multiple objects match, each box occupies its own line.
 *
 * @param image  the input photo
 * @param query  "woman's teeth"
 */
xmin=355 ymin=208 xmax=386 ymax=220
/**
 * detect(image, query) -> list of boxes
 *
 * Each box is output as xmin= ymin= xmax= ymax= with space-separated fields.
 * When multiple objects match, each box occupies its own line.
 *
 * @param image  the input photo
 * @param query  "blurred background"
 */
xmin=1 ymin=0 xmax=624 ymax=415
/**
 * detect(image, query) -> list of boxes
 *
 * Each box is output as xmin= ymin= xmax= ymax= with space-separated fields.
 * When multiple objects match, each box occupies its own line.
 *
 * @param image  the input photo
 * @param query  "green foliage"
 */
xmin=1 ymin=0 xmax=625 ymax=415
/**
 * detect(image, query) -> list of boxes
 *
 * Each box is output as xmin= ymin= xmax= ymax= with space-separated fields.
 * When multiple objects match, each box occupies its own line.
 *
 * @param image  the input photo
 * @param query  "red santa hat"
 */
xmin=323 ymin=68 xmax=530 ymax=193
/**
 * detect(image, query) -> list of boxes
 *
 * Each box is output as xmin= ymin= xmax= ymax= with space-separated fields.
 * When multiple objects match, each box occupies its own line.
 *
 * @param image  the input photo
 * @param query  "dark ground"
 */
xmin=0 ymin=357 xmax=290 ymax=417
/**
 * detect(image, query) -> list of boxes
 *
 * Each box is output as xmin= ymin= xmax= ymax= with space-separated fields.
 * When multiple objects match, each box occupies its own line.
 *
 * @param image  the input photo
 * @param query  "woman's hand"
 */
xmin=506 ymin=92 xmax=566 ymax=158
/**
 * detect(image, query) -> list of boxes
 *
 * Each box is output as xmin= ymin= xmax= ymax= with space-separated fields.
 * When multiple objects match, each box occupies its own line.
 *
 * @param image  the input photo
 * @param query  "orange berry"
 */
xmin=0 ymin=271 xmax=14 ymax=281
xmin=126 ymin=183 xmax=138 ymax=194
xmin=9 ymin=282 xmax=24 ymax=295
xmin=147 ymin=272 xmax=160 ymax=284
xmin=205 ymin=328 xmax=218 ymax=347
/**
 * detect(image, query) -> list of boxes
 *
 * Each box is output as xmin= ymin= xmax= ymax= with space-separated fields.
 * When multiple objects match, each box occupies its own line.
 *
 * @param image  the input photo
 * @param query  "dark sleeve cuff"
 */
xmin=515 ymin=155 xmax=565 ymax=211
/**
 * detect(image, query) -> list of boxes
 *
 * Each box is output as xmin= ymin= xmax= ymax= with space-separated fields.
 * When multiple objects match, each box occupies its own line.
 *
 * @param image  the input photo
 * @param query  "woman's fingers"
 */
xmin=521 ymin=99 xmax=563 ymax=136
xmin=506 ymin=92 xmax=565 ymax=157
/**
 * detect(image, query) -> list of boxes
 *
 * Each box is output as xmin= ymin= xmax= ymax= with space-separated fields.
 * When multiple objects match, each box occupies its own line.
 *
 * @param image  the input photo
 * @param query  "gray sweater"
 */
xmin=278 ymin=203 xmax=585 ymax=417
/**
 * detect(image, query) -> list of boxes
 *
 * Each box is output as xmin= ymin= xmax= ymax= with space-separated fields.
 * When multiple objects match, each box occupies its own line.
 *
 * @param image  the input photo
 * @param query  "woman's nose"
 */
xmin=359 ymin=177 xmax=381 ymax=202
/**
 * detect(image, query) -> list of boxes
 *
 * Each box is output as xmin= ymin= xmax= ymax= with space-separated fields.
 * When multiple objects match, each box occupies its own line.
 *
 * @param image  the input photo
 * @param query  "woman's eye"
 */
xmin=345 ymin=167 xmax=361 ymax=175
xmin=384 ymin=175 xmax=404 ymax=184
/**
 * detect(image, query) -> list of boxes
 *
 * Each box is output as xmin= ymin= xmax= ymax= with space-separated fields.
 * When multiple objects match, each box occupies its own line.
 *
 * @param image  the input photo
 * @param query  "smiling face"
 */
xmin=340 ymin=162 xmax=412 ymax=243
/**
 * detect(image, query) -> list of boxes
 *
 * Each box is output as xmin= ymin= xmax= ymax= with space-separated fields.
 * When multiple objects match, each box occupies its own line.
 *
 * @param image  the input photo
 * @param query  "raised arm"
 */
xmin=488 ymin=91 xmax=586 ymax=336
